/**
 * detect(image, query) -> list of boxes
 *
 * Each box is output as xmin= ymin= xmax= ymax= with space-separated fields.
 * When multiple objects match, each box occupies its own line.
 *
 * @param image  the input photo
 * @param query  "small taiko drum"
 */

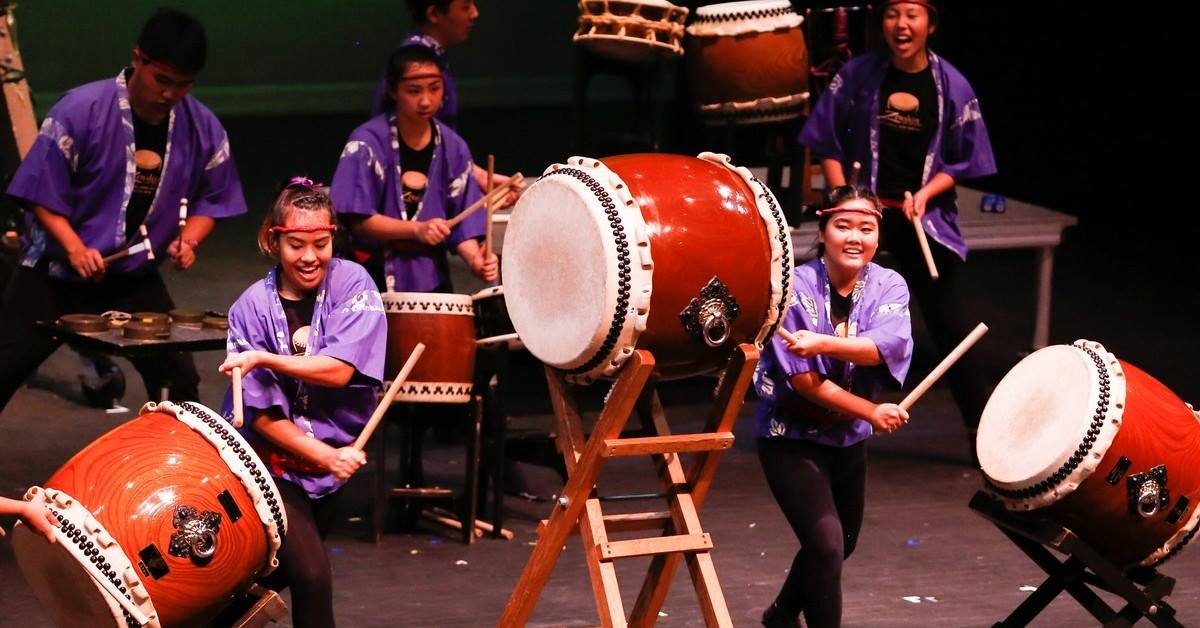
xmin=502 ymin=152 xmax=793 ymax=384
xmin=686 ymin=0 xmax=810 ymax=124
xmin=472 ymin=285 xmax=522 ymax=351
xmin=10 ymin=401 xmax=287 ymax=627
xmin=978 ymin=340 xmax=1200 ymax=567
xmin=382 ymin=292 xmax=476 ymax=403
xmin=575 ymin=0 xmax=688 ymax=63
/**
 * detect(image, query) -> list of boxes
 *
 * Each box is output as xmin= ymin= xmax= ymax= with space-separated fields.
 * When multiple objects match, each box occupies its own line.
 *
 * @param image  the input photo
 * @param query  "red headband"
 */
xmin=883 ymin=0 xmax=938 ymax=15
xmin=399 ymin=72 xmax=443 ymax=83
xmin=815 ymin=205 xmax=883 ymax=218
xmin=270 ymin=224 xmax=338 ymax=234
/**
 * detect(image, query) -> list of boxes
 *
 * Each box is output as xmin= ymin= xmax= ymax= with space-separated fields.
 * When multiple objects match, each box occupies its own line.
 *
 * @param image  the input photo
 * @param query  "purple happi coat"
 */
xmin=222 ymin=258 xmax=387 ymax=499
xmin=330 ymin=114 xmax=483 ymax=292
xmin=754 ymin=258 xmax=913 ymax=447
xmin=799 ymin=49 xmax=997 ymax=259
xmin=370 ymin=30 xmax=458 ymax=128
xmin=7 ymin=70 xmax=246 ymax=279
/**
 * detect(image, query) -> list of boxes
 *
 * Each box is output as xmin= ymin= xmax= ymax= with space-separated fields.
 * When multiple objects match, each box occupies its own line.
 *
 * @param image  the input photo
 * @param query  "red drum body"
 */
xmin=686 ymin=0 xmax=809 ymax=124
xmin=575 ymin=0 xmax=688 ymax=63
xmin=383 ymin=292 xmax=476 ymax=403
xmin=978 ymin=340 xmax=1200 ymax=567
xmin=502 ymin=152 xmax=793 ymax=384
xmin=11 ymin=401 xmax=286 ymax=627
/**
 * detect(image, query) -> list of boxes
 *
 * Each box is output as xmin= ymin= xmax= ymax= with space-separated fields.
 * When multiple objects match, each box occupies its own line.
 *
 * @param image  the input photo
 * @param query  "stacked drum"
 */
xmin=574 ymin=0 xmax=689 ymax=63
xmin=11 ymin=401 xmax=287 ymax=627
xmin=686 ymin=0 xmax=809 ymax=124
xmin=382 ymin=292 xmax=477 ymax=403
xmin=977 ymin=340 xmax=1200 ymax=567
xmin=501 ymin=152 xmax=792 ymax=384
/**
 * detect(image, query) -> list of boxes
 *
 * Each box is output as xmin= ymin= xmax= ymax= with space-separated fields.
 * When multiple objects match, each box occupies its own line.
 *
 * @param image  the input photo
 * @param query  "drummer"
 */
xmin=370 ymin=0 xmax=521 ymax=203
xmin=754 ymin=187 xmax=912 ymax=628
xmin=0 ymin=496 xmax=59 ymax=543
xmin=798 ymin=0 xmax=996 ymax=448
xmin=218 ymin=180 xmax=386 ymax=628
xmin=0 ymin=8 xmax=246 ymax=412
xmin=332 ymin=44 xmax=499 ymax=293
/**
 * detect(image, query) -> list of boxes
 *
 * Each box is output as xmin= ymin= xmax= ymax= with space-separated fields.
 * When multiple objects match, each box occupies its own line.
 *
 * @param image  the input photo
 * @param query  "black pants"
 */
xmin=880 ymin=209 xmax=989 ymax=429
xmin=0 ymin=266 xmax=199 ymax=411
xmin=259 ymin=478 xmax=343 ymax=628
xmin=758 ymin=437 xmax=867 ymax=628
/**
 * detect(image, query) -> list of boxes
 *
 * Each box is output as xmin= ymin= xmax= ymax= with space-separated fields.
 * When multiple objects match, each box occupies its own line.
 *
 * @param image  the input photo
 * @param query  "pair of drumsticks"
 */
xmin=99 ymin=198 xmax=191 ymax=266
xmin=846 ymin=162 xmax=939 ymax=280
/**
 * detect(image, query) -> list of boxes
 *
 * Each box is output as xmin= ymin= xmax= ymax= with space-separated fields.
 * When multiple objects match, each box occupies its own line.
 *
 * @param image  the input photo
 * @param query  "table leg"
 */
xmin=1033 ymin=246 xmax=1055 ymax=350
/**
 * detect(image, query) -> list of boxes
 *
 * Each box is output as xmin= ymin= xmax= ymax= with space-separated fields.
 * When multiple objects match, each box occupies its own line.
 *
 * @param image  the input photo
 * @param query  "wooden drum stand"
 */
xmin=499 ymin=345 xmax=758 ymax=627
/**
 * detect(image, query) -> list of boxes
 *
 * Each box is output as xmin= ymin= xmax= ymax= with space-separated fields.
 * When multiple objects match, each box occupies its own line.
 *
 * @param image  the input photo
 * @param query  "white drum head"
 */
xmin=503 ymin=174 xmax=611 ymax=368
xmin=978 ymin=345 xmax=1097 ymax=486
xmin=11 ymin=524 xmax=125 ymax=627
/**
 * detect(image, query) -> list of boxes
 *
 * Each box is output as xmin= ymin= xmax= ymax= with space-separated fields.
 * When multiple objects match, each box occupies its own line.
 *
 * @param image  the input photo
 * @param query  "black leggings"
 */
xmin=880 ymin=209 xmax=989 ymax=429
xmin=757 ymin=437 xmax=867 ymax=628
xmin=0 ymin=267 xmax=199 ymax=411
xmin=260 ymin=479 xmax=344 ymax=628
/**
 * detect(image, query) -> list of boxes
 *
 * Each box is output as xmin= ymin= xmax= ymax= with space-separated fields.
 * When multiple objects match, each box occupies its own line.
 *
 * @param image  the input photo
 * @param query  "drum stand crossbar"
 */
xmin=969 ymin=491 xmax=1184 ymax=628
xmin=499 ymin=346 xmax=758 ymax=627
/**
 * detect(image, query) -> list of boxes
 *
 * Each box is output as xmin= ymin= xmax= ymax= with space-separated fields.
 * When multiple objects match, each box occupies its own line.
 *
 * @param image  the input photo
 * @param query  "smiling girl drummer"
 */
xmin=218 ymin=180 xmax=387 ymax=628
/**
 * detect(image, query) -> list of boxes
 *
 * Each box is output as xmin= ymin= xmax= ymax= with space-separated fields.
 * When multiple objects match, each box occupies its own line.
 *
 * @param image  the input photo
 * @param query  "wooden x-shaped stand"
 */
xmin=499 ymin=345 xmax=759 ymax=627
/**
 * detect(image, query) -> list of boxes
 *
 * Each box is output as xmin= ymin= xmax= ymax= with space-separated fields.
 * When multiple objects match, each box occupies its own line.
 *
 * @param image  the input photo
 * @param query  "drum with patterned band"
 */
xmin=978 ymin=340 xmax=1200 ymax=567
xmin=11 ymin=401 xmax=287 ymax=627
xmin=382 ymin=292 xmax=476 ymax=403
xmin=501 ymin=152 xmax=793 ymax=384
xmin=686 ymin=0 xmax=810 ymax=124
xmin=575 ymin=0 xmax=688 ymax=63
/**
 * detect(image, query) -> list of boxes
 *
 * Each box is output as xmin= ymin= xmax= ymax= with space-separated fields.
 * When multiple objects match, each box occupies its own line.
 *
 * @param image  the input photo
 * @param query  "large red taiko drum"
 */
xmin=11 ymin=401 xmax=287 ymax=627
xmin=978 ymin=340 xmax=1200 ymax=567
xmin=686 ymin=0 xmax=810 ymax=124
xmin=501 ymin=152 xmax=793 ymax=384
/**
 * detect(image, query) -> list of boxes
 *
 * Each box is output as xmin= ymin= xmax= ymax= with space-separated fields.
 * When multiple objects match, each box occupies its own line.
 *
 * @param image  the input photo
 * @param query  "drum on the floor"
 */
xmin=501 ymin=152 xmax=793 ymax=383
xmin=574 ymin=0 xmax=688 ymax=63
xmin=10 ymin=401 xmax=287 ymax=627
xmin=977 ymin=340 xmax=1200 ymax=567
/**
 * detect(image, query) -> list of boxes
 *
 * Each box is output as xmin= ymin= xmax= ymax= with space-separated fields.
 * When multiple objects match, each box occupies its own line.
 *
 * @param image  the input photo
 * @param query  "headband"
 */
xmin=883 ymin=0 xmax=938 ymax=15
xmin=815 ymin=205 xmax=883 ymax=218
xmin=399 ymin=72 xmax=443 ymax=83
xmin=133 ymin=47 xmax=193 ymax=76
xmin=270 ymin=224 xmax=338 ymax=234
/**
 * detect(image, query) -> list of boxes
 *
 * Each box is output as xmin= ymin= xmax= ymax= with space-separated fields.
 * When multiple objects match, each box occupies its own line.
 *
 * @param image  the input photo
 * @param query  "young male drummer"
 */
xmin=0 ymin=8 xmax=246 ymax=411
xmin=371 ymin=0 xmax=521 ymax=206
xmin=333 ymin=44 xmax=497 ymax=293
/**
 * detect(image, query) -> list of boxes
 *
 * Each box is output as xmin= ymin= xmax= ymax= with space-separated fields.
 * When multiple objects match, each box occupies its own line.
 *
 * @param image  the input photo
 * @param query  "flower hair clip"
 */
xmin=286 ymin=176 xmax=324 ymax=190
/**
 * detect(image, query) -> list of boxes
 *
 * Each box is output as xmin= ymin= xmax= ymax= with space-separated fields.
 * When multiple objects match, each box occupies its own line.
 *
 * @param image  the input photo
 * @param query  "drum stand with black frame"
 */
xmin=371 ymin=390 xmax=485 ymax=545
xmin=969 ymin=491 xmax=1184 ymax=628
xmin=499 ymin=345 xmax=757 ymax=627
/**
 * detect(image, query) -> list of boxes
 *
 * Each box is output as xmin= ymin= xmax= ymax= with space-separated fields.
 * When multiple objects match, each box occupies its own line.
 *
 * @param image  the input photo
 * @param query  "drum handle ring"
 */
xmin=701 ymin=305 xmax=730 ymax=348
xmin=1128 ymin=465 xmax=1170 ymax=519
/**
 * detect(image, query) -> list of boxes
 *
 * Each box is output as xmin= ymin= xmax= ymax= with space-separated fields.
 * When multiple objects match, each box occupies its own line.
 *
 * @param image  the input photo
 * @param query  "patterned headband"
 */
xmin=270 ymin=224 xmax=338 ymax=234
xmin=815 ymin=205 xmax=883 ymax=218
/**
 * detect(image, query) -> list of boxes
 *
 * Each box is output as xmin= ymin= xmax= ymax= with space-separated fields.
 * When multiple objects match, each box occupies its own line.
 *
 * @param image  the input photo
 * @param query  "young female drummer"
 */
xmin=332 ymin=44 xmax=500 ymax=293
xmin=218 ymin=180 xmax=387 ymax=628
xmin=799 ymin=0 xmax=995 ymax=445
xmin=754 ymin=187 xmax=913 ymax=628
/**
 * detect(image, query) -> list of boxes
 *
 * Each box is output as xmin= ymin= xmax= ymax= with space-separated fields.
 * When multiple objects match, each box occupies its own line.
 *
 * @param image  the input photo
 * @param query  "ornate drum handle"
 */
xmin=700 ymin=301 xmax=731 ymax=348
xmin=1137 ymin=481 xmax=1163 ymax=518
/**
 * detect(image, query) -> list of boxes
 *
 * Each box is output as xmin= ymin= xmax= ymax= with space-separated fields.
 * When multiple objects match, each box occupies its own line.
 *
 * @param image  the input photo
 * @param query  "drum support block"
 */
xmin=499 ymin=345 xmax=758 ymax=627
xmin=969 ymin=491 xmax=1184 ymax=628
xmin=230 ymin=584 xmax=289 ymax=628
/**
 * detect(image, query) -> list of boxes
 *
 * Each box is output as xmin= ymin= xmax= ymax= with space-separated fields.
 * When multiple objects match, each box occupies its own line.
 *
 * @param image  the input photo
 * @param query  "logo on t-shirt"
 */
xmin=134 ymin=148 xmax=163 ymax=196
xmin=401 ymin=170 xmax=428 ymax=219
xmin=880 ymin=92 xmax=922 ymax=133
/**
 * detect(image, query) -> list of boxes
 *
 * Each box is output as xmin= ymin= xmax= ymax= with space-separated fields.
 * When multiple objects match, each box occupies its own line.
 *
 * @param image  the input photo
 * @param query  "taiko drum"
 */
xmin=978 ymin=340 xmax=1200 ymax=567
xmin=501 ymin=152 xmax=793 ymax=383
xmin=382 ymin=292 xmax=476 ymax=403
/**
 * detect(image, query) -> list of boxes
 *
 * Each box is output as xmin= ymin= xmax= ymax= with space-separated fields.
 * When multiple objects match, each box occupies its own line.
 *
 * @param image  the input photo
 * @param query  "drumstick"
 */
xmin=445 ymin=173 xmax=523 ymax=229
xmin=906 ymin=191 xmax=939 ymax=280
xmin=353 ymin=343 xmax=425 ymax=451
xmin=776 ymin=327 xmax=800 ymax=346
xmin=899 ymin=323 xmax=988 ymax=410
xmin=848 ymin=161 xmax=861 ymax=187
xmin=231 ymin=366 xmax=245 ymax=429
xmin=101 ymin=237 xmax=153 ymax=264
xmin=175 ymin=197 xmax=188 ymax=255
xmin=485 ymin=154 xmax=495 ymax=258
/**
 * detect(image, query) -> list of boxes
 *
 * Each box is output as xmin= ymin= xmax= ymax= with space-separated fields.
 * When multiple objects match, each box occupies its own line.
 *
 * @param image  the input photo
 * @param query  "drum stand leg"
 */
xmin=499 ymin=345 xmax=759 ymax=627
xmin=969 ymin=491 xmax=1184 ymax=628
xmin=229 ymin=584 xmax=289 ymax=628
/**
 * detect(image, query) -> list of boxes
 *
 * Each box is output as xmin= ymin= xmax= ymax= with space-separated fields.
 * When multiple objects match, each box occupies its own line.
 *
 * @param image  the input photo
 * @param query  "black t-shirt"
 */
xmin=280 ymin=292 xmax=316 ymax=354
xmin=830 ymin=284 xmax=852 ymax=338
xmin=876 ymin=63 xmax=937 ymax=201
xmin=398 ymin=122 xmax=435 ymax=220
xmin=124 ymin=70 xmax=169 ymax=240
